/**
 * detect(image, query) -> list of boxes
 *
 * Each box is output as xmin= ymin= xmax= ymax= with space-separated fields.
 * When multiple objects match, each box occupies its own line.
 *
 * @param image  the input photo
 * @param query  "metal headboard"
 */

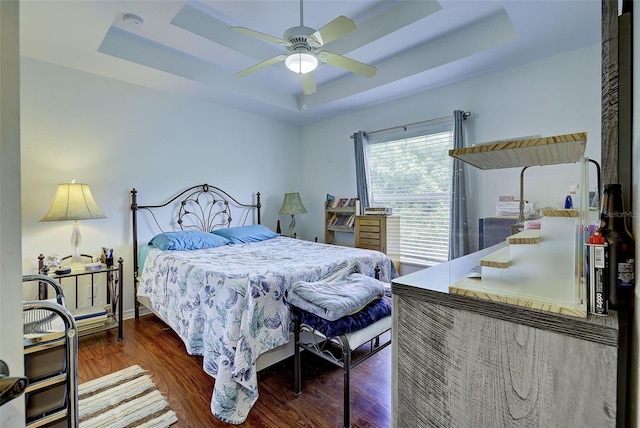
xmin=130 ymin=184 xmax=261 ymax=318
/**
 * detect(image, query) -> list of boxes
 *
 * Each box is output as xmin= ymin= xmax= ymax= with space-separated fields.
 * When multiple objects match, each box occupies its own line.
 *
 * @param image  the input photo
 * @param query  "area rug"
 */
xmin=78 ymin=365 xmax=178 ymax=428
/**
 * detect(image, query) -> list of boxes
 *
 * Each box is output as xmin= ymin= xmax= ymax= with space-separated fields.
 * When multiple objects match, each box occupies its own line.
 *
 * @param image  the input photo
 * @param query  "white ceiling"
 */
xmin=19 ymin=1 xmax=601 ymax=125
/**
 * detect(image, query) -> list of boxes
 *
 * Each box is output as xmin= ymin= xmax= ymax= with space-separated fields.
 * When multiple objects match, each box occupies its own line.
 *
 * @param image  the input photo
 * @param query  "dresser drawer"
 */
xmin=359 ymin=225 xmax=380 ymax=233
xmin=357 ymin=243 xmax=380 ymax=251
xmin=359 ymin=231 xmax=380 ymax=240
xmin=357 ymin=218 xmax=382 ymax=227
xmin=359 ymin=238 xmax=381 ymax=247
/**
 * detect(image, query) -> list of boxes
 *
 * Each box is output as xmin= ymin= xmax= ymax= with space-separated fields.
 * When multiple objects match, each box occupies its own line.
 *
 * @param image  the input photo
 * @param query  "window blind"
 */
xmin=366 ymin=120 xmax=454 ymax=265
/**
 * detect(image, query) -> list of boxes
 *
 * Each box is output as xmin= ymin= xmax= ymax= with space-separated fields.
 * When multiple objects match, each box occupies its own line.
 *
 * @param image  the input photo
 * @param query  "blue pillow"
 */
xmin=149 ymin=230 xmax=231 ymax=251
xmin=212 ymin=224 xmax=278 ymax=243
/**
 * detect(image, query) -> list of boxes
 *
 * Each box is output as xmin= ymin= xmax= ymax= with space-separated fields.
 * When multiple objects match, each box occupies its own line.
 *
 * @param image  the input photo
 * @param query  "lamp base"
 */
xmin=67 ymin=220 xmax=85 ymax=270
xmin=287 ymin=215 xmax=296 ymax=238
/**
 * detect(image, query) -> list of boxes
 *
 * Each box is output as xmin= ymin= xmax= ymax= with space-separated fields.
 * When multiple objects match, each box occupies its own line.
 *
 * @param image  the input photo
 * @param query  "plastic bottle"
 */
xmin=564 ymin=194 xmax=573 ymax=209
xmin=564 ymin=184 xmax=578 ymax=209
xmin=598 ymin=183 xmax=635 ymax=310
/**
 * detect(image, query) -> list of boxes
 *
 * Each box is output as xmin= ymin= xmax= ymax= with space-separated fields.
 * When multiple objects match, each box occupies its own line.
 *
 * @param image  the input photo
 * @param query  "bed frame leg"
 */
xmin=134 ymin=276 xmax=140 ymax=319
xmin=294 ymin=318 xmax=302 ymax=396
xmin=343 ymin=338 xmax=352 ymax=428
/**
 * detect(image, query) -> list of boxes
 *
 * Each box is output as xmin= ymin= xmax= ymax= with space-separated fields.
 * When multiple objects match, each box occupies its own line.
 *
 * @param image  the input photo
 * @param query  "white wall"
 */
xmin=301 ymin=43 xmax=601 ymax=271
xmin=20 ymin=57 xmax=303 ymax=316
xmin=0 ymin=1 xmax=26 ymax=424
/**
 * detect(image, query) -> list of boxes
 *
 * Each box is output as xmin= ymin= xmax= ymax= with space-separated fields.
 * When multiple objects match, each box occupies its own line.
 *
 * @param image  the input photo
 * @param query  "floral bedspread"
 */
xmin=138 ymin=236 xmax=397 ymax=424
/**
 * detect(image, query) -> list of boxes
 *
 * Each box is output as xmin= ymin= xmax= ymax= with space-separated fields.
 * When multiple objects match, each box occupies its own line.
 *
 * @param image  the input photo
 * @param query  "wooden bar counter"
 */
xmin=391 ymin=245 xmax=621 ymax=427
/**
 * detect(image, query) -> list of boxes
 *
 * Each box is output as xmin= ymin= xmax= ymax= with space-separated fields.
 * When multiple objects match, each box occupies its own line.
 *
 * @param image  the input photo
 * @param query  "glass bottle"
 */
xmin=599 ymin=183 xmax=635 ymax=310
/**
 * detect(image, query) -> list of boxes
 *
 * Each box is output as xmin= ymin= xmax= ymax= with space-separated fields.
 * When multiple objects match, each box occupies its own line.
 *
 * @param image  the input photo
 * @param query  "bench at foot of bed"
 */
xmin=292 ymin=300 xmax=392 ymax=428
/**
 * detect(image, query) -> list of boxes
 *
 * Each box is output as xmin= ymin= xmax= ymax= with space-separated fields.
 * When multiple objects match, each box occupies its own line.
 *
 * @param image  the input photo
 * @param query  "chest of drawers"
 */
xmin=355 ymin=215 xmax=400 ymax=272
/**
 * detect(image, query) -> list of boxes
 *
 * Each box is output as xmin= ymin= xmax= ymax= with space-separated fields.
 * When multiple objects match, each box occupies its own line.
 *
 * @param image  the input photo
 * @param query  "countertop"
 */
xmin=391 ymin=244 xmax=620 ymax=347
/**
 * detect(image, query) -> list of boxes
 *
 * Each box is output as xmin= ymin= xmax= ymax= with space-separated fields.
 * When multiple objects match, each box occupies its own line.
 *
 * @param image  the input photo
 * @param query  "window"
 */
xmin=366 ymin=118 xmax=454 ymax=265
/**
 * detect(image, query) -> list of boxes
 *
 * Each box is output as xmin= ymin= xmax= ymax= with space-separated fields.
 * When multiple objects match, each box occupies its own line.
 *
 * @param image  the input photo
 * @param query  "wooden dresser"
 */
xmin=391 ymin=245 xmax=625 ymax=427
xmin=354 ymin=215 xmax=400 ymax=272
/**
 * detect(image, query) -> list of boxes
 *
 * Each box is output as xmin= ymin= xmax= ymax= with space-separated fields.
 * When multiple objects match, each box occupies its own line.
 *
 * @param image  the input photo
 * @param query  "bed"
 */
xmin=130 ymin=184 xmax=397 ymax=424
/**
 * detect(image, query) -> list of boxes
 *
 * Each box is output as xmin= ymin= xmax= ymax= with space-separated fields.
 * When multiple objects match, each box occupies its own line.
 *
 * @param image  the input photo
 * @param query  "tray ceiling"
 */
xmin=19 ymin=1 xmax=601 ymax=125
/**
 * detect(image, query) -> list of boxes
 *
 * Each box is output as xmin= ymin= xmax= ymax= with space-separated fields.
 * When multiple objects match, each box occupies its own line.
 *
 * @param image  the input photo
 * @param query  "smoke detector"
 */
xmin=121 ymin=13 xmax=144 ymax=27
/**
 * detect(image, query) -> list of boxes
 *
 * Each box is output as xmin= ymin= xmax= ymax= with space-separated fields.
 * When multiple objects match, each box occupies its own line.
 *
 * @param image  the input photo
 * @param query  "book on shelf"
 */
xmin=326 ymin=196 xmax=359 ymax=210
xmin=75 ymin=316 xmax=108 ymax=331
xmin=72 ymin=306 xmax=108 ymax=331
xmin=328 ymin=214 xmax=356 ymax=228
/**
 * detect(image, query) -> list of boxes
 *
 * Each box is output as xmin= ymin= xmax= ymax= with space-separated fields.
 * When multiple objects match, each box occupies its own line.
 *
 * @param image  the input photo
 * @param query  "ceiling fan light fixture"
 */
xmin=285 ymin=51 xmax=318 ymax=74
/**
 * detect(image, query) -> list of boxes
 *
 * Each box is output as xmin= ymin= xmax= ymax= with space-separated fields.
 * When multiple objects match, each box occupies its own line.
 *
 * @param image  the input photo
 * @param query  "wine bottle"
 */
xmin=598 ymin=183 xmax=635 ymax=310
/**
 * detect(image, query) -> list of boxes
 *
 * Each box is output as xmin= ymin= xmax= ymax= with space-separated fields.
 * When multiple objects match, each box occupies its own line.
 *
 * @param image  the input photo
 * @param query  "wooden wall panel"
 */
xmin=395 ymin=296 xmax=618 ymax=427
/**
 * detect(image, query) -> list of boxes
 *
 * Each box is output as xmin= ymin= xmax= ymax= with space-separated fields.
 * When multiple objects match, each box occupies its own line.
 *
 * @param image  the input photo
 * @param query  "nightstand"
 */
xmin=38 ymin=255 xmax=124 ymax=340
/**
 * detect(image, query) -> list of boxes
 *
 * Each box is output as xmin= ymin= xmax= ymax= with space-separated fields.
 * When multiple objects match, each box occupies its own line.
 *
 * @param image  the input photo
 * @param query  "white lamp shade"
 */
xmin=41 ymin=182 xmax=106 ymax=221
xmin=285 ymin=51 xmax=318 ymax=74
xmin=279 ymin=192 xmax=308 ymax=216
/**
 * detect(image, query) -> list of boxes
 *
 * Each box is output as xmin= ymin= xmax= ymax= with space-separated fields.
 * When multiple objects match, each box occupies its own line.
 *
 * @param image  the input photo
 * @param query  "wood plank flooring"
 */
xmin=77 ymin=315 xmax=392 ymax=427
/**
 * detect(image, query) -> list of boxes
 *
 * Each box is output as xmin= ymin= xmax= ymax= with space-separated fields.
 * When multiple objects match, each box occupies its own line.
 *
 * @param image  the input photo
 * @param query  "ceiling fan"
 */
xmin=230 ymin=0 xmax=376 ymax=95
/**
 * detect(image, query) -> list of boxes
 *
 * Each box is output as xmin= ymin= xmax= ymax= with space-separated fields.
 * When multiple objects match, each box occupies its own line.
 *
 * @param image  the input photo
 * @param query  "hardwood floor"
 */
xmin=77 ymin=315 xmax=392 ymax=427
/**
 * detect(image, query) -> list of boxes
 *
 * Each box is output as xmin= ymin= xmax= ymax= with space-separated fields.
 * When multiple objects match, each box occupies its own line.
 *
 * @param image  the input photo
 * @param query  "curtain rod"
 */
xmin=352 ymin=111 xmax=470 ymax=139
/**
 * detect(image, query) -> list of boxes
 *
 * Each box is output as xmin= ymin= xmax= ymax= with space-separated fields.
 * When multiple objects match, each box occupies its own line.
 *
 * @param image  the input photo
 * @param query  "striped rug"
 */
xmin=78 ymin=365 xmax=178 ymax=428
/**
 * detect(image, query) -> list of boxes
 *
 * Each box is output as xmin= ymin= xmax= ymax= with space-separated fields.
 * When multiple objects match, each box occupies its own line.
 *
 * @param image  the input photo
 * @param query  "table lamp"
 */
xmin=40 ymin=181 xmax=106 ymax=264
xmin=279 ymin=192 xmax=307 ymax=237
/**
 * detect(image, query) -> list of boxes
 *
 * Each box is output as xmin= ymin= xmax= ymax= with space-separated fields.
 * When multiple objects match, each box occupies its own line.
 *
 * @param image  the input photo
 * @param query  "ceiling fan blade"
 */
xmin=301 ymin=72 xmax=317 ymax=95
xmin=235 ymin=55 xmax=286 ymax=77
xmin=318 ymin=51 xmax=377 ymax=78
xmin=230 ymin=27 xmax=291 ymax=47
xmin=307 ymin=16 xmax=356 ymax=47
